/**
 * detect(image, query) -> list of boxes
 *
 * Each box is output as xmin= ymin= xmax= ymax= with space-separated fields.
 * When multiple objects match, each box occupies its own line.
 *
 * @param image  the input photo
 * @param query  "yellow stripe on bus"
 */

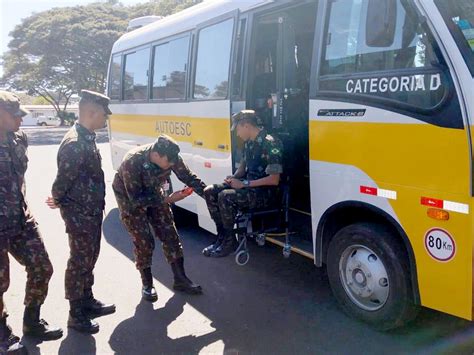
xmin=110 ymin=114 xmax=232 ymax=152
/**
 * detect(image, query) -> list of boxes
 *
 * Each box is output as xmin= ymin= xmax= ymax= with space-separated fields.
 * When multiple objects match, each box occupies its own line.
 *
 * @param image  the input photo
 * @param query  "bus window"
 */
xmin=435 ymin=0 xmax=474 ymax=76
xmin=123 ymin=47 xmax=150 ymax=101
xmin=109 ymin=55 xmax=122 ymax=100
xmin=152 ymin=36 xmax=189 ymax=100
xmin=318 ymin=0 xmax=465 ymax=128
xmin=232 ymin=19 xmax=247 ymax=99
xmin=193 ymin=18 xmax=234 ymax=100
xmin=322 ymin=0 xmax=437 ymax=76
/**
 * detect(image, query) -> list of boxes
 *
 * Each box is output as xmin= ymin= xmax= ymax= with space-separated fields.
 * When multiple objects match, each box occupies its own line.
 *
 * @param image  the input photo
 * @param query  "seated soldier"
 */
xmin=203 ymin=110 xmax=283 ymax=258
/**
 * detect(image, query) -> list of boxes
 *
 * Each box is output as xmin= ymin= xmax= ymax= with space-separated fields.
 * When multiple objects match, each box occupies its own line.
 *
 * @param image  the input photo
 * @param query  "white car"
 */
xmin=37 ymin=116 xmax=60 ymax=126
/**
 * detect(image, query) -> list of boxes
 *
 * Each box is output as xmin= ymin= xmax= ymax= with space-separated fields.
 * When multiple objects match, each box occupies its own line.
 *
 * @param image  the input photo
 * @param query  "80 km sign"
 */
xmin=424 ymin=228 xmax=456 ymax=262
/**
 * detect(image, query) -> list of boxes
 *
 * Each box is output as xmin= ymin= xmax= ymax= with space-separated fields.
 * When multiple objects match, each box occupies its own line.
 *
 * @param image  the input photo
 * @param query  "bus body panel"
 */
xmin=109 ymin=101 xmax=232 ymax=227
xmin=309 ymin=98 xmax=472 ymax=319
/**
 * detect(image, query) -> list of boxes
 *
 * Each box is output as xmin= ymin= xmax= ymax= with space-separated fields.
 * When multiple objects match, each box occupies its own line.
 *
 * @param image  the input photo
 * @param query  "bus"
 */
xmin=106 ymin=0 xmax=474 ymax=330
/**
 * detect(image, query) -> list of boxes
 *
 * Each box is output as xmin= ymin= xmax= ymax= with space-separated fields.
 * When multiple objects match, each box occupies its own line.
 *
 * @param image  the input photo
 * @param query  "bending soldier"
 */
xmin=112 ymin=135 xmax=207 ymax=302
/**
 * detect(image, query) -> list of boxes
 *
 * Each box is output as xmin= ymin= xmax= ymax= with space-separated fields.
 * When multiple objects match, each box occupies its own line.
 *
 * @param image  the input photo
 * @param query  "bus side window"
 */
xmin=232 ymin=19 xmax=247 ymax=99
xmin=318 ymin=0 xmax=463 ymax=129
xmin=152 ymin=36 xmax=189 ymax=100
xmin=193 ymin=18 xmax=234 ymax=100
xmin=322 ymin=0 xmax=437 ymax=76
xmin=109 ymin=54 xmax=122 ymax=100
xmin=123 ymin=47 xmax=150 ymax=101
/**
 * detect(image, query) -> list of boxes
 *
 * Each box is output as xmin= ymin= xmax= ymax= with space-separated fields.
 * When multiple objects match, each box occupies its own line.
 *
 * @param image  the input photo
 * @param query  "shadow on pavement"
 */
xmin=109 ymin=297 xmax=220 ymax=354
xmin=58 ymin=331 xmax=96 ymax=355
xmin=102 ymin=208 xmax=474 ymax=354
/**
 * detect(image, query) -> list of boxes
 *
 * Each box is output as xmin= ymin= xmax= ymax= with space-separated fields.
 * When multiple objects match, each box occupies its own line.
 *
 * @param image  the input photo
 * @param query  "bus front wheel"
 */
xmin=327 ymin=223 xmax=418 ymax=330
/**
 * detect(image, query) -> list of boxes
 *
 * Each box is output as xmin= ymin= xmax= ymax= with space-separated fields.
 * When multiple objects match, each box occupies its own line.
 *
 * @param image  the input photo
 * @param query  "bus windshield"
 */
xmin=436 ymin=0 xmax=474 ymax=75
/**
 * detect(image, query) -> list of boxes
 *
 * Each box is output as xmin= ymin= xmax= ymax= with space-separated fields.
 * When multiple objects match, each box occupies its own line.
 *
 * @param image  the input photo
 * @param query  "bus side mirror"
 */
xmin=366 ymin=0 xmax=397 ymax=47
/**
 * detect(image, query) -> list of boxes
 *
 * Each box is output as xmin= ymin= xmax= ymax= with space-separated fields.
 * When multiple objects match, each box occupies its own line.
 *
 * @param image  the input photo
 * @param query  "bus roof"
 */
xmin=112 ymin=0 xmax=270 ymax=53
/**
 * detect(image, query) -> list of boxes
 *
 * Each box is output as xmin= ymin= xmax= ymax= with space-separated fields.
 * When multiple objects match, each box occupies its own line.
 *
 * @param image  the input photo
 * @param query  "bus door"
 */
xmin=190 ymin=12 xmax=239 ymax=232
xmin=243 ymin=2 xmax=317 ymax=254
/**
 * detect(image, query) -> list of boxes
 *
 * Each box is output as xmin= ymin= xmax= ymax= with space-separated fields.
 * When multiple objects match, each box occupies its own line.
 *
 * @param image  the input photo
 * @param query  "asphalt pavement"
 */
xmin=4 ymin=126 xmax=474 ymax=354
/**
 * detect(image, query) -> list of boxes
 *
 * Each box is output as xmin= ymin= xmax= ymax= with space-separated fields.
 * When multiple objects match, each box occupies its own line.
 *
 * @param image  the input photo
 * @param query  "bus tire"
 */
xmin=327 ymin=223 xmax=418 ymax=330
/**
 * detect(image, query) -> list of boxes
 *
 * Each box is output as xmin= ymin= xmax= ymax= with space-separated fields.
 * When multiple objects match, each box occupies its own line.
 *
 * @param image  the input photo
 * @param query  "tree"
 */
xmin=128 ymin=0 xmax=202 ymax=19
xmin=1 ymin=0 xmax=203 ymax=124
xmin=1 ymin=3 xmax=129 ymax=124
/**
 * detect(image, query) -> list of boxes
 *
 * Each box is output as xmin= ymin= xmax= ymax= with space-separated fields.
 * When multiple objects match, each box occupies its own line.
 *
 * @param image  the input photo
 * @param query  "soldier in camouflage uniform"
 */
xmin=48 ymin=90 xmax=115 ymax=334
xmin=203 ymin=110 xmax=283 ymax=257
xmin=113 ymin=135 xmax=207 ymax=301
xmin=0 ymin=91 xmax=63 ymax=354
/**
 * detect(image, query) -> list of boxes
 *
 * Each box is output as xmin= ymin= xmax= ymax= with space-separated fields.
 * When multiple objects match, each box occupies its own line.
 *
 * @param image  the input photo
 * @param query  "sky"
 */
xmin=0 ymin=0 xmax=144 ymax=76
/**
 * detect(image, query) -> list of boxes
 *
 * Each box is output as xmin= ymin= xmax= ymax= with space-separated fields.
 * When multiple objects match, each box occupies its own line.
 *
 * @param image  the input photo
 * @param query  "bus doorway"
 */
xmin=243 ymin=2 xmax=317 ymax=253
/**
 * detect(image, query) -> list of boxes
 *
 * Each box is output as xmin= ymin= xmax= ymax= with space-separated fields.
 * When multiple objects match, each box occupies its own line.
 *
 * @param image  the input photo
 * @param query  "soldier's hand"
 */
xmin=229 ymin=178 xmax=244 ymax=190
xmin=165 ymin=191 xmax=188 ymax=204
xmin=46 ymin=196 xmax=59 ymax=209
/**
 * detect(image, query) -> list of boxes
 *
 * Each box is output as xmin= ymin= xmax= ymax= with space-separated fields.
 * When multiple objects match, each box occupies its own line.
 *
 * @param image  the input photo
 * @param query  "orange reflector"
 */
xmin=427 ymin=208 xmax=449 ymax=221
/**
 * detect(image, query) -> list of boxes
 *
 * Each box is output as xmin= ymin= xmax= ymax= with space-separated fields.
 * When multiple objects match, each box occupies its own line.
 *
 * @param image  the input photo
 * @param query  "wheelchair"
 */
xmin=232 ymin=180 xmax=291 ymax=266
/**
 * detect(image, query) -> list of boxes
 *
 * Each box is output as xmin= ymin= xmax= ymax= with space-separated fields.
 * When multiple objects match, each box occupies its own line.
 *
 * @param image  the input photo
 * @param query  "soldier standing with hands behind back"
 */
xmin=47 ymin=90 xmax=115 ymax=334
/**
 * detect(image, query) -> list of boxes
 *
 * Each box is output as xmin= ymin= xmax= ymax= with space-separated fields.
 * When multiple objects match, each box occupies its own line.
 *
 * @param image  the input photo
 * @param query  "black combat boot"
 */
xmin=140 ymin=267 xmax=158 ymax=302
xmin=1 ymin=316 xmax=27 ymax=354
xmin=22 ymin=305 xmax=63 ymax=341
xmin=82 ymin=289 xmax=116 ymax=318
xmin=170 ymin=258 xmax=202 ymax=295
xmin=67 ymin=300 xmax=99 ymax=334
xmin=202 ymin=225 xmax=226 ymax=257
xmin=210 ymin=229 xmax=237 ymax=258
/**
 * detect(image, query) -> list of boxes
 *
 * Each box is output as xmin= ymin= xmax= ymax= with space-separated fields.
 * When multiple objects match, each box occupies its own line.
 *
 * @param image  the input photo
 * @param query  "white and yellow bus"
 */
xmin=107 ymin=0 xmax=474 ymax=329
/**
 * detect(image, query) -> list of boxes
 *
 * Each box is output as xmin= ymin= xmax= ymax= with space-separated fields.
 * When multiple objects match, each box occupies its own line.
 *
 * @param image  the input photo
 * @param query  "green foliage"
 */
xmin=1 ymin=0 xmax=202 ymax=115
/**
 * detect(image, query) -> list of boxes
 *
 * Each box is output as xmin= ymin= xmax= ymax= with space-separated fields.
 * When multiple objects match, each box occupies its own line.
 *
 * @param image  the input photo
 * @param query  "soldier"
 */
xmin=203 ymin=110 xmax=283 ymax=257
xmin=112 ymin=135 xmax=207 ymax=302
xmin=0 ymin=91 xmax=63 ymax=354
xmin=47 ymin=90 xmax=115 ymax=334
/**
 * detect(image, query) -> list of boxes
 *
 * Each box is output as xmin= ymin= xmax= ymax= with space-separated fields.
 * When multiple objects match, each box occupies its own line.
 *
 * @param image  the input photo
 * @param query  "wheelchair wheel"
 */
xmin=235 ymin=250 xmax=250 ymax=266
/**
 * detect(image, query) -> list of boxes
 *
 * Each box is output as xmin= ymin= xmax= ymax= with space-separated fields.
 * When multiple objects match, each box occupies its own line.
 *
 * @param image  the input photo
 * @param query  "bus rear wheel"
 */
xmin=327 ymin=223 xmax=418 ymax=330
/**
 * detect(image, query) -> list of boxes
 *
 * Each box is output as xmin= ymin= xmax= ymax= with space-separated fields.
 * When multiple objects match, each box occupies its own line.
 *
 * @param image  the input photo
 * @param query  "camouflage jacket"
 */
xmin=112 ymin=144 xmax=206 ymax=214
xmin=243 ymin=129 xmax=283 ymax=180
xmin=52 ymin=123 xmax=105 ymax=216
xmin=0 ymin=130 xmax=28 ymax=227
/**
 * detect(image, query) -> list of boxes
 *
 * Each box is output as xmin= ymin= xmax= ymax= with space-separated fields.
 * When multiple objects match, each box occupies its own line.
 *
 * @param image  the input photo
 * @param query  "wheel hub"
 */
xmin=339 ymin=245 xmax=389 ymax=311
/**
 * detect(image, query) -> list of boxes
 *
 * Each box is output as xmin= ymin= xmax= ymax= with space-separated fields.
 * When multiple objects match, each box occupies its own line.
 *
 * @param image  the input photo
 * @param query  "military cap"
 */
xmin=80 ymin=90 xmax=112 ymax=115
xmin=0 ymin=90 xmax=24 ymax=117
xmin=152 ymin=134 xmax=180 ymax=163
xmin=16 ymin=107 xmax=30 ymax=118
xmin=231 ymin=110 xmax=262 ymax=130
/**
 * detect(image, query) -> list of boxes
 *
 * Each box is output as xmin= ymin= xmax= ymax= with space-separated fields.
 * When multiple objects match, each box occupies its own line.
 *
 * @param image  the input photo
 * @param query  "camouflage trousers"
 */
xmin=116 ymin=196 xmax=183 ymax=270
xmin=0 ymin=212 xmax=53 ymax=311
xmin=204 ymin=184 xmax=279 ymax=230
xmin=60 ymin=207 xmax=102 ymax=301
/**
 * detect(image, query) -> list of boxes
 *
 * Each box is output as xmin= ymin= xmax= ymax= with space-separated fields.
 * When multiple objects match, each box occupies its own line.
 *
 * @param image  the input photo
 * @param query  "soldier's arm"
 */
xmin=51 ymin=141 xmax=84 ymax=206
xmin=121 ymin=159 xmax=164 ymax=209
xmin=172 ymin=156 xmax=207 ymax=198
xmin=232 ymin=160 xmax=246 ymax=179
